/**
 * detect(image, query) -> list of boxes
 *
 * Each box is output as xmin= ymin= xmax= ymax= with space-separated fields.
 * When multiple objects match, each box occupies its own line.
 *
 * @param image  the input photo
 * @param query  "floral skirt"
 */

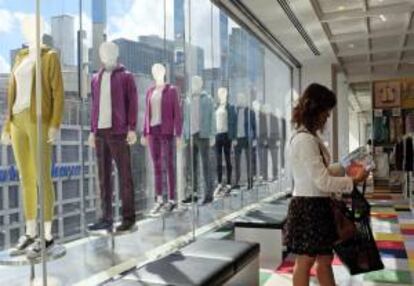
xmin=283 ymin=196 xmax=338 ymax=256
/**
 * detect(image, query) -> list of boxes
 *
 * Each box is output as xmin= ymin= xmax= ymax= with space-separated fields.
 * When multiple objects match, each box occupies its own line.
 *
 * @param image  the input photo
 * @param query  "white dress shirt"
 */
xmin=150 ymin=88 xmax=163 ymax=127
xmin=98 ymin=71 xmax=112 ymax=129
xmin=13 ymin=55 xmax=35 ymax=114
xmin=237 ymin=108 xmax=245 ymax=138
xmin=216 ymin=105 xmax=228 ymax=134
xmin=191 ymin=95 xmax=200 ymax=134
xmin=289 ymin=130 xmax=353 ymax=197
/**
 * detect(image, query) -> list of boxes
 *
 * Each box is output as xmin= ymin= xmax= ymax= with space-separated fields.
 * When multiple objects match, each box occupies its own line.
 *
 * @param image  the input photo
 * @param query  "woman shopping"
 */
xmin=284 ymin=83 xmax=369 ymax=286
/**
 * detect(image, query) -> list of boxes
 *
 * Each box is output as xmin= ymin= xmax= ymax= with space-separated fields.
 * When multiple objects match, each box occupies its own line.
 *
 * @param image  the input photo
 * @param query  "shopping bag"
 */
xmin=334 ymin=184 xmax=384 ymax=275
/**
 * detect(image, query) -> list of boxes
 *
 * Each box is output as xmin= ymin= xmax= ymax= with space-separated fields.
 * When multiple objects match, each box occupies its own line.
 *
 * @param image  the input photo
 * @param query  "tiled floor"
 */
xmin=260 ymin=194 xmax=414 ymax=286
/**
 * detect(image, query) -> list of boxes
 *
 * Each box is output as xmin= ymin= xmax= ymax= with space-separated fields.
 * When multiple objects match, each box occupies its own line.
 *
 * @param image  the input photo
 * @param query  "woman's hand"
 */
xmin=352 ymin=168 xmax=370 ymax=185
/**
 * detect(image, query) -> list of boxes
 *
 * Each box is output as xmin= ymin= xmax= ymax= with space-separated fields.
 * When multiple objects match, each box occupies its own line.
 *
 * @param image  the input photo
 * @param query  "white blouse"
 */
xmin=289 ymin=130 xmax=353 ymax=197
xmin=13 ymin=55 xmax=35 ymax=114
xmin=150 ymin=88 xmax=163 ymax=127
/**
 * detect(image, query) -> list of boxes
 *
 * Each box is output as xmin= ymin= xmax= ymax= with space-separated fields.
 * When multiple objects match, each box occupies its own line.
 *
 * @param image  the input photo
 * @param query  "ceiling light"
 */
xmin=348 ymin=43 xmax=355 ymax=48
xmin=338 ymin=6 xmax=345 ymax=11
xmin=379 ymin=14 xmax=387 ymax=22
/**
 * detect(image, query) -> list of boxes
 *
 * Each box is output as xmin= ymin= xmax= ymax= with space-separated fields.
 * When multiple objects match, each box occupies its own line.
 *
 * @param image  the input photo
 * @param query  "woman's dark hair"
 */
xmin=292 ymin=83 xmax=337 ymax=134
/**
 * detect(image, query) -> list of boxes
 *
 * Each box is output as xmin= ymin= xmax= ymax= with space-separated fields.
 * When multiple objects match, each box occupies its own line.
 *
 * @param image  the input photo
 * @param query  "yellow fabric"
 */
xmin=3 ymin=46 xmax=64 ymax=134
xmin=10 ymin=109 xmax=54 ymax=221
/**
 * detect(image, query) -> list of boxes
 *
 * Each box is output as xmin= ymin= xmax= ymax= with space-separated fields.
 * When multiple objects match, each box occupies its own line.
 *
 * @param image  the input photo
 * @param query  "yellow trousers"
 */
xmin=10 ymin=109 xmax=54 ymax=221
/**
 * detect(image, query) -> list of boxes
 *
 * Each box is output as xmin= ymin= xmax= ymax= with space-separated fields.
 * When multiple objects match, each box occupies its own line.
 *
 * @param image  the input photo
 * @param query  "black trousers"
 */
xmin=216 ymin=132 xmax=232 ymax=185
xmin=268 ymin=139 xmax=279 ymax=179
xmin=185 ymin=133 xmax=213 ymax=199
xmin=258 ymin=139 xmax=268 ymax=181
xmin=234 ymin=137 xmax=256 ymax=188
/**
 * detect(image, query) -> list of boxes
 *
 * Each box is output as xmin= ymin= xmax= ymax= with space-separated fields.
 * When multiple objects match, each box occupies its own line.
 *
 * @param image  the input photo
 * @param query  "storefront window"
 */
xmin=0 ymin=0 xmax=293 ymax=284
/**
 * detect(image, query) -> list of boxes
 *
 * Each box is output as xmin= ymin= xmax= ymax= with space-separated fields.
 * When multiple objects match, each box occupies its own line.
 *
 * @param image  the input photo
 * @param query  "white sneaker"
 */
xmin=213 ymin=185 xmax=224 ymax=198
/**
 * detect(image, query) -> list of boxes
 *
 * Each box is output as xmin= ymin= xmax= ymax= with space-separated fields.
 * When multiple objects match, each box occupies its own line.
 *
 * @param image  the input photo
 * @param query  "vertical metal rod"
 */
xmin=78 ymin=0 xmax=86 ymax=237
xmin=188 ymin=0 xmax=196 ymax=241
xmin=30 ymin=263 xmax=35 ymax=285
xmin=35 ymin=1 xmax=47 ymax=285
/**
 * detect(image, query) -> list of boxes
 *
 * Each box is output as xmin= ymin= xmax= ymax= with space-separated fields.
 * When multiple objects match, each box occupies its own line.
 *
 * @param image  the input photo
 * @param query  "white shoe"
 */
xmin=150 ymin=202 xmax=164 ymax=215
xmin=213 ymin=185 xmax=224 ymax=198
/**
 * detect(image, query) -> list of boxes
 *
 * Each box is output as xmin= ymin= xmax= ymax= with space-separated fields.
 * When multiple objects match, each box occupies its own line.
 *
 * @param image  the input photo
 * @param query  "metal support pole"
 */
xmin=35 ymin=1 xmax=47 ymax=285
xmin=30 ymin=263 xmax=35 ymax=285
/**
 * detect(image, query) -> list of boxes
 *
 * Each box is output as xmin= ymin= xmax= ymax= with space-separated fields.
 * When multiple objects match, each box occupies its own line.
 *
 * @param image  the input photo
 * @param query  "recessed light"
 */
xmin=348 ymin=43 xmax=355 ymax=48
xmin=338 ymin=6 xmax=345 ymax=11
xmin=379 ymin=14 xmax=387 ymax=22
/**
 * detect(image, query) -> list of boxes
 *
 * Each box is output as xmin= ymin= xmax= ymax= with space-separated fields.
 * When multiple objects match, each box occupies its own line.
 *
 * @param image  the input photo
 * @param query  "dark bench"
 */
xmin=234 ymin=200 xmax=289 ymax=269
xmin=108 ymin=239 xmax=259 ymax=286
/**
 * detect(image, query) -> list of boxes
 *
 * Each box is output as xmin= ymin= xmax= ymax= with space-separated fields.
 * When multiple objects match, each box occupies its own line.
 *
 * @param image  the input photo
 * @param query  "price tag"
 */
xmin=374 ymin=146 xmax=383 ymax=154
xmin=374 ymin=109 xmax=383 ymax=117
xmin=392 ymin=108 xmax=401 ymax=117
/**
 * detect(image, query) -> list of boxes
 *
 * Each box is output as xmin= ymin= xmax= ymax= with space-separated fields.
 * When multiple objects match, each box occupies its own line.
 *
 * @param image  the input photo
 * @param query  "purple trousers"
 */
xmin=148 ymin=126 xmax=176 ymax=200
xmin=96 ymin=129 xmax=135 ymax=223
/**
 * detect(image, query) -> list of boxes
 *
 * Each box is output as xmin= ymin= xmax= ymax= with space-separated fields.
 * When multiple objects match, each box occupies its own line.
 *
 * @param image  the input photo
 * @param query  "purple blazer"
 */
xmin=143 ymin=84 xmax=183 ymax=137
xmin=90 ymin=65 xmax=138 ymax=134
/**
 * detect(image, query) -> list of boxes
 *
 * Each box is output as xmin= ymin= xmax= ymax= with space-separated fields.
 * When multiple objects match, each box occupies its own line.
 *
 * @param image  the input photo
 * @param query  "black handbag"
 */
xmin=334 ymin=184 xmax=384 ymax=275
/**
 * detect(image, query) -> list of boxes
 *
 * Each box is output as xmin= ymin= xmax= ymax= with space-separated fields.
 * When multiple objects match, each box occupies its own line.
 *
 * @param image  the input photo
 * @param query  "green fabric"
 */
xmin=259 ymin=271 xmax=272 ymax=286
xmin=364 ymin=270 xmax=412 ymax=284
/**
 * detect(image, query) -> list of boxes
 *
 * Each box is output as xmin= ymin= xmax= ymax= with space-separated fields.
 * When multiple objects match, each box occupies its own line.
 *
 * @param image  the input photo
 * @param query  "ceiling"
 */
xmin=213 ymin=0 xmax=414 ymax=112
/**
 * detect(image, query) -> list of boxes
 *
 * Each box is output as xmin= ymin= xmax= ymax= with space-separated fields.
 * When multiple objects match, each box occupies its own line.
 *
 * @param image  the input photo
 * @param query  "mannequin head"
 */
xmin=152 ymin=63 xmax=166 ymax=86
xmin=191 ymin=76 xmax=203 ymax=95
xmin=252 ymin=100 xmax=261 ymax=113
xmin=237 ymin=93 xmax=248 ymax=107
xmin=21 ymin=15 xmax=44 ymax=48
xmin=99 ymin=42 xmax=119 ymax=69
xmin=263 ymin=104 xmax=271 ymax=115
xmin=218 ymin=87 xmax=228 ymax=105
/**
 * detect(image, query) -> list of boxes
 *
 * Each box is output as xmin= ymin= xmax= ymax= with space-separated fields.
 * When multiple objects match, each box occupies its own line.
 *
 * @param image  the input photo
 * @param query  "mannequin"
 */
xmin=88 ymin=42 xmax=138 ymax=232
xmin=142 ymin=63 xmax=182 ymax=214
xmin=213 ymin=87 xmax=236 ymax=197
xmin=234 ymin=93 xmax=257 ymax=189
xmin=268 ymin=108 xmax=281 ymax=181
xmin=183 ymin=76 xmax=216 ymax=204
xmin=1 ymin=15 xmax=63 ymax=258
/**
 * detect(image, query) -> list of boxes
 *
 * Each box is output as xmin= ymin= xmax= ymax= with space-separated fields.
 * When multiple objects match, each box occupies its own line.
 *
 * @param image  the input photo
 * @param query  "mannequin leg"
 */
xmin=216 ymin=135 xmax=224 ymax=184
xmin=234 ymin=139 xmax=242 ymax=186
xmin=95 ymin=131 xmax=114 ymax=223
xmin=10 ymin=115 xmax=37 ymax=222
xmin=163 ymin=135 xmax=175 ymax=201
xmin=109 ymin=133 xmax=135 ymax=223
xmin=148 ymin=132 xmax=163 ymax=198
xmin=26 ymin=220 xmax=37 ymax=238
xmin=199 ymin=138 xmax=212 ymax=199
xmin=223 ymin=135 xmax=232 ymax=185
xmin=192 ymin=136 xmax=200 ymax=194
xmin=243 ymin=140 xmax=252 ymax=188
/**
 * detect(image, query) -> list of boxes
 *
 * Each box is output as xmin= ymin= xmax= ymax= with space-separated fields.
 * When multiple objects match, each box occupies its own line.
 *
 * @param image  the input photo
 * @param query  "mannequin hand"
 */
xmin=126 ymin=131 xmax=137 ymax=145
xmin=252 ymin=140 xmax=257 ymax=147
xmin=88 ymin=133 xmax=96 ymax=148
xmin=47 ymin=128 xmax=58 ymax=144
xmin=140 ymin=136 xmax=148 ymax=146
xmin=210 ymin=138 xmax=216 ymax=147
xmin=176 ymin=137 xmax=183 ymax=148
xmin=1 ymin=132 xmax=11 ymax=145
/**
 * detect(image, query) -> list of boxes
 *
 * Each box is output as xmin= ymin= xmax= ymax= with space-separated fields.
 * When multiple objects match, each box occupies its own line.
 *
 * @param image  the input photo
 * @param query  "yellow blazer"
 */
xmin=3 ymin=46 xmax=64 ymax=133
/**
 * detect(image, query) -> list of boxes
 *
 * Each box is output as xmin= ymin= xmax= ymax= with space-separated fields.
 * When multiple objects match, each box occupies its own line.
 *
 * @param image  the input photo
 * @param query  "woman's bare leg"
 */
xmin=315 ymin=254 xmax=335 ymax=286
xmin=293 ymin=255 xmax=316 ymax=286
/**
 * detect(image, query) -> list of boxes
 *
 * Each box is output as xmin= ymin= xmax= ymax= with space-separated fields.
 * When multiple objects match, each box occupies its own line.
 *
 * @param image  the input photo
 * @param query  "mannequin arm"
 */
xmin=172 ymin=87 xmax=183 ymax=137
xmin=126 ymin=73 xmax=138 ymax=132
xmin=49 ymin=51 xmax=64 ymax=129
xmin=88 ymin=133 xmax=96 ymax=148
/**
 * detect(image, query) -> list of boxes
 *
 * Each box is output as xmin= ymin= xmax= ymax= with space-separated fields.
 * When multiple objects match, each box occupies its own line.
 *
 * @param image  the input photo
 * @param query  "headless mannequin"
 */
xmin=1 ymin=16 xmax=56 ymax=241
xmin=215 ymin=87 xmax=234 ymax=188
xmin=88 ymin=42 xmax=137 ymax=147
xmin=142 ymin=63 xmax=182 ymax=205
xmin=88 ymin=41 xmax=138 ymax=231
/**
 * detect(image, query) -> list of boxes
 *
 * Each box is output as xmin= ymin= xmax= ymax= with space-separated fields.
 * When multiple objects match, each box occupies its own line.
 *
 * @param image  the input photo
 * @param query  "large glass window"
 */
xmin=0 ymin=0 xmax=293 ymax=284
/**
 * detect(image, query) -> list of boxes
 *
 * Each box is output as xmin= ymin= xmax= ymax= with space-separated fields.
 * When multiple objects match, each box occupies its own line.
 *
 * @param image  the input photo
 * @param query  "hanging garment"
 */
xmin=373 ymin=116 xmax=389 ymax=144
xmin=404 ymin=137 xmax=413 ymax=171
xmin=389 ymin=117 xmax=403 ymax=144
xmin=405 ymin=113 xmax=414 ymax=134
xmin=374 ymin=153 xmax=390 ymax=179
xmin=394 ymin=141 xmax=404 ymax=171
